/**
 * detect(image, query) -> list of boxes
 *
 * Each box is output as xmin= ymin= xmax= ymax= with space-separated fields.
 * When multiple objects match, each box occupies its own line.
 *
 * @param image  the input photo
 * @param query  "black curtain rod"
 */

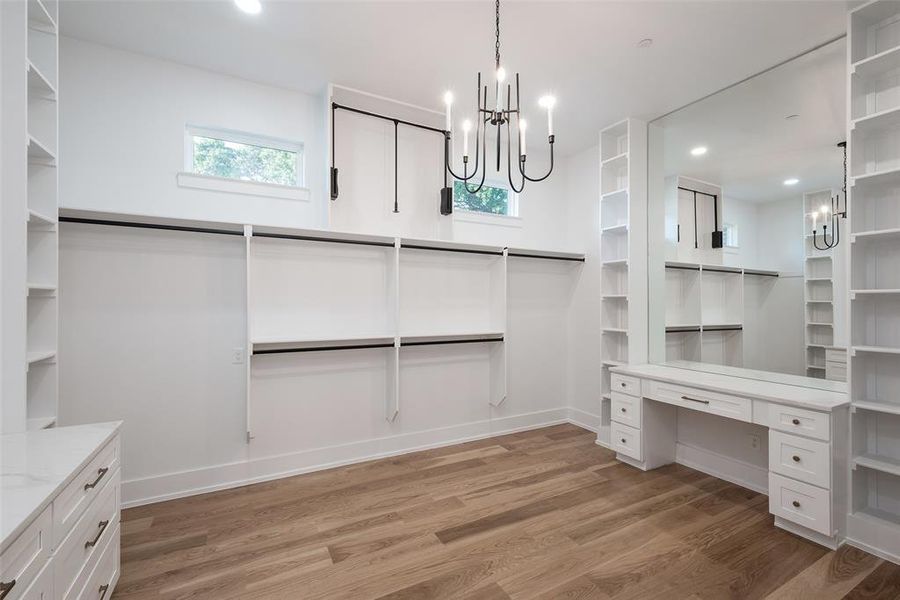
xmin=59 ymin=216 xmax=244 ymax=237
xmin=508 ymin=252 xmax=585 ymax=262
xmin=253 ymin=336 xmax=504 ymax=355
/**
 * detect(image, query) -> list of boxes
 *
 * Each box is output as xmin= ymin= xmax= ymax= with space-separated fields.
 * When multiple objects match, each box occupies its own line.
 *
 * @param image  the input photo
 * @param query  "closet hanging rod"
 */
xmin=253 ymin=336 xmax=504 ymax=355
xmin=59 ymin=216 xmax=244 ymax=237
xmin=254 ymin=231 xmax=395 ymax=249
xmin=702 ymin=325 xmax=743 ymax=332
xmin=507 ymin=252 xmax=585 ymax=262
xmin=402 ymin=336 xmax=504 ymax=348
xmin=666 ymin=326 xmax=701 ymax=333
xmin=403 ymin=243 xmax=503 ymax=256
xmin=703 ymin=266 xmax=742 ymax=275
xmin=665 ymin=263 xmax=701 ymax=271
xmin=743 ymin=269 xmax=780 ymax=278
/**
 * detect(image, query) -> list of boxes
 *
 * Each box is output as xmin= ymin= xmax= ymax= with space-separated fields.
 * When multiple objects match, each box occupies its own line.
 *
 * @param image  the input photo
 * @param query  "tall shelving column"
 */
xmin=846 ymin=0 xmax=900 ymax=562
xmin=803 ymin=189 xmax=836 ymax=379
xmin=25 ymin=0 xmax=59 ymax=430
xmin=598 ymin=118 xmax=647 ymax=446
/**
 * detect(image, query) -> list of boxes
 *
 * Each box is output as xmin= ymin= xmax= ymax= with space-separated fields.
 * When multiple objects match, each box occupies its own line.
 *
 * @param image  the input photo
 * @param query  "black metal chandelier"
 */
xmin=812 ymin=141 xmax=848 ymax=251
xmin=442 ymin=0 xmax=556 ymax=196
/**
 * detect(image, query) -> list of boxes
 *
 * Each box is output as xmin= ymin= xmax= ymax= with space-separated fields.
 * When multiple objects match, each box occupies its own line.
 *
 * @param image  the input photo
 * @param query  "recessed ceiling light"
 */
xmin=784 ymin=178 xmax=799 ymax=186
xmin=234 ymin=0 xmax=261 ymax=14
xmin=637 ymin=38 xmax=653 ymax=48
xmin=690 ymin=146 xmax=708 ymax=157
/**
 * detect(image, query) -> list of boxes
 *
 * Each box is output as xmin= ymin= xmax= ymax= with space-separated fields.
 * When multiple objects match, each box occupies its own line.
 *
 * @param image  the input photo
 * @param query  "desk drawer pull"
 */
xmin=792 ymin=455 xmax=801 ymax=462
xmin=84 ymin=467 xmax=109 ymax=491
xmin=85 ymin=519 xmax=110 ymax=549
xmin=681 ymin=395 xmax=710 ymax=405
xmin=792 ymin=418 xmax=800 ymax=425
xmin=620 ymin=407 xmax=627 ymax=413
xmin=792 ymin=500 xmax=801 ymax=508
xmin=99 ymin=584 xmax=110 ymax=600
xmin=620 ymin=438 xmax=627 ymax=444
xmin=0 ymin=580 xmax=15 ymax=600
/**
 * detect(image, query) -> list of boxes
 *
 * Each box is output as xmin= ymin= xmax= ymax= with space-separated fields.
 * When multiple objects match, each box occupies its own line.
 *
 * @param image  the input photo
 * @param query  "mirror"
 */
xmin=647 ymin=38 xmax=848 ymax=391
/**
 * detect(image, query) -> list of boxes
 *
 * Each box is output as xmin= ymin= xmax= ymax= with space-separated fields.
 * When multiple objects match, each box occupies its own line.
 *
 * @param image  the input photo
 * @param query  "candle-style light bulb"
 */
xmin=539 ymin=95 xmax=556 ymax=137
xmin=519 ymin=118 xmax=528 ymax=157
xmin=462 ymin=119 xmax=472 ymax=158
xmin=820 ymin=204 xmax=830 ymax=216
xmin=443 ymin=91 xmax=454 ymax=132
xmin=495 ymin=67 xmax=506 ymax=113
xmin=812 ymin=211 xmax=817 ymax=230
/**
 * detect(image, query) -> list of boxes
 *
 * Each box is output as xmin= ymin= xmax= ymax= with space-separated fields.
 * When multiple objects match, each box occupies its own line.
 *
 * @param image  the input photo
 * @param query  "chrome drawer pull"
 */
xmin=680 ymin=395 xmax=710 ymax=405
xmin=792 ymin=500 xmax=801 ymax=508
xmin=792 ymin=455 xmax=801 ymax=462
xmin=99 ymin=584 xmax=110 ymax=600
xmin=84 ymin=467 xmax=109 ymax=491
xmin=85 ymin=519 xmax=110 ymax=549
xmin=0 ymin=580 xmax=16 ymax=600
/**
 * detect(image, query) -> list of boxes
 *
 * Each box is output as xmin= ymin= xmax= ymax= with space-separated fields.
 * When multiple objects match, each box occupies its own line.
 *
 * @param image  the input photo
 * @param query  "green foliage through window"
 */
xmin=453 ymin=181 xmax=512 ymax=215
xmin=192 ymin=135 xmax=298 ymax=186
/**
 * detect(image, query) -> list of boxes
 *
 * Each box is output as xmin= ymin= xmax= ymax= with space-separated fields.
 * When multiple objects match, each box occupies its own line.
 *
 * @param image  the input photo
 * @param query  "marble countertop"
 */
xmin=1 ymin=421 xmax=121 ymax=553
xmin=611 ymin=364 xmax=849 ymax=411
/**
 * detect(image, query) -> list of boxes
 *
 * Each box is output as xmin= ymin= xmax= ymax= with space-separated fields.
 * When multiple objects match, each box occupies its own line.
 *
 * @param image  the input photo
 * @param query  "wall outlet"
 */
xmin=232 ymin=347 xmax=245 ymax=364
xmin=749 ymin=434 xmax=761 ymax=450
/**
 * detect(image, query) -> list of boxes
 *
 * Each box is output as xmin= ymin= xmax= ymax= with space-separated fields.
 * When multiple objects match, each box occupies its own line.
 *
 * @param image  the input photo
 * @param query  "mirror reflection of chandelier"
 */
xmin=442 ymin=0 xmax=556 ymax=194
xmin=812 ymin=141 xmax=848 ymax=251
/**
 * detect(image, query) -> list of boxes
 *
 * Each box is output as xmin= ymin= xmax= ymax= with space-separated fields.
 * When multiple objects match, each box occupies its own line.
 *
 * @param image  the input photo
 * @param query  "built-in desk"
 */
xmin=609 ymin=363 xmax=849 ymax=548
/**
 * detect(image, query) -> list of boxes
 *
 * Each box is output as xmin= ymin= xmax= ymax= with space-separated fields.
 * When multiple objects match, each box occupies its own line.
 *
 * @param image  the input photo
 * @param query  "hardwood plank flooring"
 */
xmin=113 ymin=424 xmax=900 ymax=599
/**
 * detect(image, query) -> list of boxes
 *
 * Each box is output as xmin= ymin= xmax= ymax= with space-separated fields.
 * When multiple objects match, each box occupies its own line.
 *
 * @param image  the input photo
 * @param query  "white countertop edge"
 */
xmin=1 ymin=421 xmax=122 ymax=553
xmin=610 ymin=364 xmax=849 ymax=411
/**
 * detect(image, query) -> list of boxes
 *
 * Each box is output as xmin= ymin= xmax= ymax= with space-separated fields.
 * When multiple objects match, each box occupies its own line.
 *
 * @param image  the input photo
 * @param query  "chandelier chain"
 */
xmin=495 ymin=0 xmax=501 ymax=69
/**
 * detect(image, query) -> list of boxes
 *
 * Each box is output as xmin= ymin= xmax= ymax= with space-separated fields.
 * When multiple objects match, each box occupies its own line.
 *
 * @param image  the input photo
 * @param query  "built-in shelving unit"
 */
xmin=58 ymin=209 xmax=585 ymax=440
xmin=804 ymin=189 xmax=836 ymax=378
xmin=847 ymin=0 xmax=900 ymax=562
xmin=598 ymin=118 xmax=648 ymax=446
xmin=25 ymin=0 xmax=58 ymax=431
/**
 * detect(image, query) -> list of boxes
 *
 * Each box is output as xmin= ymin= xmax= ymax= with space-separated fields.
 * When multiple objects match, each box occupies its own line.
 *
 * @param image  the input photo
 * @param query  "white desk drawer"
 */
xmin=825 ymin=348 xmax=846 ymax=363
xmin=769 ymin=430 xmax=831 ymax=489
xmin=611 ymin=391 xmax=641 ymax=428
xmin=643 ymin=379 xmax=752 ymax=423
xmin=611 ymin=373 xmax=641 ymax=397
xmin=54 ymin=436 xmax=120 ymax=548
xmin=55 ymin=470 xmax=120 ymax=600
xmin=768 ymin=404 xmax=830 ymax=441
xmin=611 ymin=422 xmax=642 ymax=462
xmin=825 ymin=362 xmax=846 ymax=382
xmin=74 ymin=523 xmax=119 ymax=600
xmin=0 ymin=507 xmax=51 ymax=600
xmin=769 ymin=473 xmax=831 ymax=536
xmin=17 ymin=561 xmax=52 ymax=600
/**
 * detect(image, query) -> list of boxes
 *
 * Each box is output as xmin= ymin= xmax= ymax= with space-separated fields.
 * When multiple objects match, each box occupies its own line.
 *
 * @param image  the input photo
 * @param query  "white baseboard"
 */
xmin=675 ymin=441 xmax=768 ymax=494
xmin=123 ymin=407 xmax=572 ymax=507
xmin=566 ymin=407 xmax=601 ymax=433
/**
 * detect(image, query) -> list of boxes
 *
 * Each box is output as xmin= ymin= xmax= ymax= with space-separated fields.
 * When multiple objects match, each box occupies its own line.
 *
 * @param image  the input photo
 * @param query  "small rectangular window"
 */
xmin=186 ymin=126 xmax=302 ymax=187
xmin=453 ymin=180 xmax=518 ymax=217
xmin=723 ymin=222 xmax=739 ymax=248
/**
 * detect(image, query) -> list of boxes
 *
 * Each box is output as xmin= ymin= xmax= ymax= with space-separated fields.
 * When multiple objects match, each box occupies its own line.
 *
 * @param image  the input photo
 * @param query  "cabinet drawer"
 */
xmin=769 ymin=430 xmax=831 ymax=489
xmin=55 ymin=470 xmax=120 ymax=600
xmin=610 ymin=373 xmax=640 ymax=398
xmin=611 ymin=422 xmax=642 ymax=462
xmin=825 ymin=362 xmax=846 ymax=382
xmin=611 ymin=391 xmax=641 ymax=428
xmin=643 ymin=379 xmax=752 ymax=423
xmin=18 ymin=562 xmax=52 ymax=600
xmin=825 ymin=348 xmax=846 ymax=364
xmin=54 ymin=436 xmax=120 ymax=548
xmin=768 ymin=404 xmax=830 ymax=441
xmin=0 ymin=506 xmax=51 ymax=600
xmin=769 ymin=473 xmax=832 ymax=536
xmin=74 ymin=523 xmax=119 ymax=600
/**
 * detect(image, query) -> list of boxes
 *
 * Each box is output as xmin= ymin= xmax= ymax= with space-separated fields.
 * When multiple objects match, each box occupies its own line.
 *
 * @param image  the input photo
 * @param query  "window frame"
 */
xmin=451 ymin=178 xmax=520 ymax=219
xmin=184 ymin=124 xmax=305 ymax=189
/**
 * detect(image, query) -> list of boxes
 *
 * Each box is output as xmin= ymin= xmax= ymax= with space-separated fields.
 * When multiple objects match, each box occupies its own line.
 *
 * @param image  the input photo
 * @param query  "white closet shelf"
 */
xmin=27 ymin=208 xmax=56 ymax=228
xmin=601 ymin=152 xmax=629 ymax=168
xmin=255 ymin=224 xmax=396 ymax=248
xmin=852 ymin=104 xmax=900 ymax=134
xmin=852 ymin=228 xmax=900 ymax=243
xmin=806 ymin=364 xmax=826 ymax=370
xmin=26 ymin=350 xmax=55 ymax=365
xmin=25 ymin=416 xmax=56 ymax=431
xmin=852 ymin=43 xmax=900 ymax=80
xmin=852 ymin=345 xmax=900 ymax=355
xmin=252 ymin=334 xmax=395 ymax=346
xmin=600 ymin=223 xmax=628 ymax=234
xmin=807 ymin=343 xmax=828 ymax=349
xmin=854 ymin=454 xmax=900 ymax=478
xmin=602 ymin=328 xmax=628 ymax=334
xmin=601 ymin=258 xmax=628 ymax=267
xmin=805 ymin=255 xmax=832 ymax=261
xmin=602 ymin=359 xmax=625 ymax=367
xmin=27 ymin=0 xmax=56 ymax=31
xmin=27 ymin=60 xmax=56 ymax=98
xmin=807 ymin=322 xmax=833 ymax=327
xmin=27 ymin=135 xmax=55 ymax=162
xmin=852 ymin=289 xmax=900 ymax=298
xmin=806 ymin=277 xmax=833 ymax=283
xmin=27 ymin=283 xmax=56 ymax=295
xmin=506 ymin=247 xmax=586 ymax=262
xmin=852 ymin=166 xmax=900 ymax=188
xmin=602 ymin=294 xmax=628 ymax=300
xmin=854 ymin=400 xmax=900 ymax=416
xmin=400 ymin=237 xmax=503 ymax=255
xmin=806 ymin=299 xmax=833 ymax=304
xmin=601 ymin=188 xmax=628 ymax=201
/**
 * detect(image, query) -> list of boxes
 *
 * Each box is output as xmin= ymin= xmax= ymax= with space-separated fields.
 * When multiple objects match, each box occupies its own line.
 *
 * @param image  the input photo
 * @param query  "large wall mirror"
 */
xmin=647 ymin=38 xmax=848 ymax=391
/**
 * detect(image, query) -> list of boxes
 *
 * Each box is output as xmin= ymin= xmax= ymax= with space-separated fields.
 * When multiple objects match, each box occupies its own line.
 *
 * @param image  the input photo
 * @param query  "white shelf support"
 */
xmin=244 ymin=224 xmax=253 ymax=442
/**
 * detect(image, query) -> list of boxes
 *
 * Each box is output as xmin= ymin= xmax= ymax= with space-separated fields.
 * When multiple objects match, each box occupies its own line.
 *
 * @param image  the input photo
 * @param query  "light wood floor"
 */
xmin=114 ymin=424 xmax=900 ymax=599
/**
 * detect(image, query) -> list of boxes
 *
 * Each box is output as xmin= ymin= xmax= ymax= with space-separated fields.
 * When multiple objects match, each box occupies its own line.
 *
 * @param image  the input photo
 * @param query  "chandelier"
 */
xmin=442 ymin=0 xmax=556 ymax=195
xmin=812 ymin=141 xmax=848 ymax=251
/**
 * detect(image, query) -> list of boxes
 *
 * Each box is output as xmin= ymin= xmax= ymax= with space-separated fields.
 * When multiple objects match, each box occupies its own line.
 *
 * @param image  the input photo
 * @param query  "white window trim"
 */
xmin=452 ymin=179 xmax=521 ymax=226
xmin=183 ymin=124 xmax=308 ymax=199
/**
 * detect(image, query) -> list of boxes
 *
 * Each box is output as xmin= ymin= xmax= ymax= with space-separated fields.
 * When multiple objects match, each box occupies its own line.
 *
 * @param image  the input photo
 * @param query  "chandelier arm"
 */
xmin=813 ymin=229 xmax=827 ymax=251
xmin=464 ymin=118 xmax=490 ymax=194
xmin=519 ymin=139 xmax=555 ymax=182
xmin=505 ymin=118 xmax=526 ymax=194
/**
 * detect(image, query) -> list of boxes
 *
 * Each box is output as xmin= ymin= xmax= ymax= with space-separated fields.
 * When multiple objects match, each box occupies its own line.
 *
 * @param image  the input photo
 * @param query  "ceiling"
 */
xmin=59 ymin=1 xmax=851 ymax=156
xmin=657 ymin=37 xmax=846 ymax=203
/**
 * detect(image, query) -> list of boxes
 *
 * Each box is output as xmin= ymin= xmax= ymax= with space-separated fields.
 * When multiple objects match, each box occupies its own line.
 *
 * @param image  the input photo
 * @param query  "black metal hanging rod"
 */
xmin=665 ymin=263 xmax=701 ymax=271
xmin=253 ymin=231 xmax=394 ymax=249
xmin=666 ymin=326 xmax=701 ymax=333
xmin=703 ymin=267 xmax=741 ymax=275
xmin=702 ymin=325 xmax=743 ymax=332
xmin=507 ymin=252 xmax=585 ymax=262
xmin=743 ymin=270 xmax=779 ymax=278
xmin=403 ymin=243 xmax=502 ymax=257
xmin=333 ymin=103 xmax=447 ymax=135
xmin=253 ymin=336 xmax=504 ymax=355
xmin=59 ymin=216 xmax=244 ymax=237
